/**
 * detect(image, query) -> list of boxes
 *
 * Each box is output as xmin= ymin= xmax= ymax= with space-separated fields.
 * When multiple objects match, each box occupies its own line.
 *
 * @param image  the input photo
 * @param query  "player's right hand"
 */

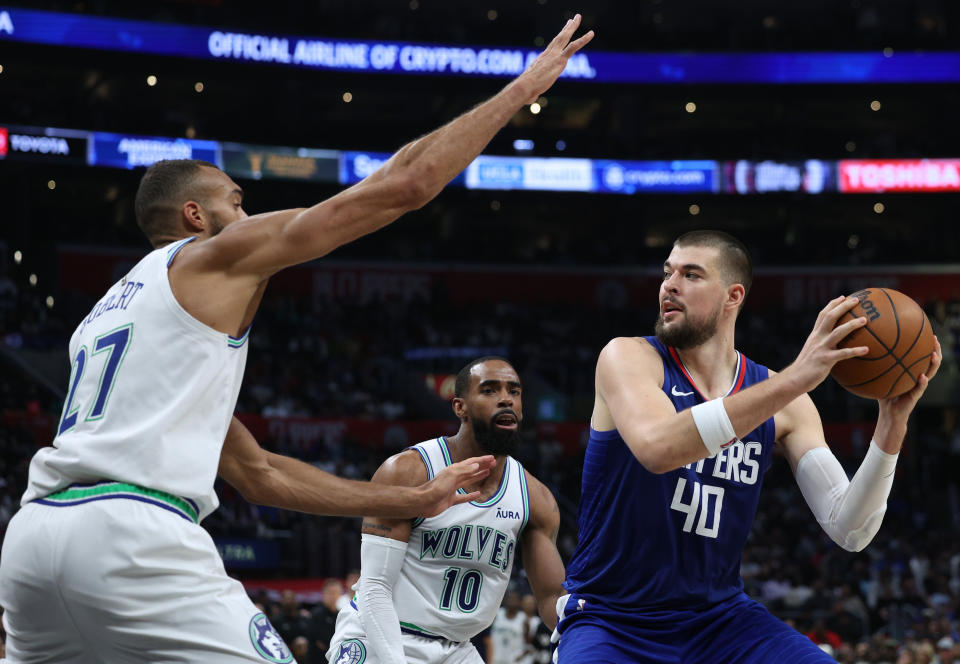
xmin=518 ymin=13 xmax=595 ymax=104
xmin=415 ymin=455 xmax=496 ymax=518
xmin=786 ymin=295 xmax=870 ymax=393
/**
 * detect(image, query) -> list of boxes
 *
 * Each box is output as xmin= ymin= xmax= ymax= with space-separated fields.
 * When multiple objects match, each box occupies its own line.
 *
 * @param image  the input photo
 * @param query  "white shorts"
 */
xmin=0 ymin=497 xmax=293 ymax=663
xmin=328 ymin=605 xmax=483 ymax=664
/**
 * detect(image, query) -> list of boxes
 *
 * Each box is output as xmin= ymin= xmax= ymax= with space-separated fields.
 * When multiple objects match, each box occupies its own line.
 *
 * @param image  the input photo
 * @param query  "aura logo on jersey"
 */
xmin=248 ymin=613 xmax=293 ymax=663
xmin=333 ymin=639 xmax=367 ymax=664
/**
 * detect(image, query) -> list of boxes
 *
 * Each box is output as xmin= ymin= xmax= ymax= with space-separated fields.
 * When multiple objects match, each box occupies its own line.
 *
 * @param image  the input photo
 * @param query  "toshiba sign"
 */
xmin=839 ymin=159 xmax=960 ymax=192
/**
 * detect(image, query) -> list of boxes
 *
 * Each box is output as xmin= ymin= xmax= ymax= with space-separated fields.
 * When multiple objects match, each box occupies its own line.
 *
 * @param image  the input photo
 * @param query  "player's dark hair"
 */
xmin=674 ymin=230 xmax=753 ymax=299
xmin=134 ymin=159 xmax=219 ymax=246
xmin=454 ymin=356 xmax=514 ymax=398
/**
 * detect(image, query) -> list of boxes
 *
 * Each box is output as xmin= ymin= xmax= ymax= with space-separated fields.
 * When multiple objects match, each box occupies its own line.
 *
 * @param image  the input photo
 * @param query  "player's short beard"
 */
xmin=207 ymin=210 xmax=228 ymax=237
xmin=471 ymin=414 xmax=521 ymax=457
xmin=654 ymin=302 xmax=721 ymax=349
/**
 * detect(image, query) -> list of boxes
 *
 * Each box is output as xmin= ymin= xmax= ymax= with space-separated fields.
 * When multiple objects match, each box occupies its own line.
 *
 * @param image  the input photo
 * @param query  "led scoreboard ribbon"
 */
xmin=3 ymin=7 xmax=960 ymax=84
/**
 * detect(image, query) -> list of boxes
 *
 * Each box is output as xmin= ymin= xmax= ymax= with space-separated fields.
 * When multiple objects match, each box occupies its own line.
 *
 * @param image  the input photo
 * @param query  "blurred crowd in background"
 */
xmin=2 ymin=252 xmax=960 ymax=662
xmin=3 ymin=1 xmax=960 ymax=661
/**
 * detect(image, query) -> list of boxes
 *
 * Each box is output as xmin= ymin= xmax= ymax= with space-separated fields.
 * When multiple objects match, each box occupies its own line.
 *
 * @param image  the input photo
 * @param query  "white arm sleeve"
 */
xmin=357 ymin=533 xmax=408 ymax=664
xmin=795 ymin=441 xmax=898 ymax=552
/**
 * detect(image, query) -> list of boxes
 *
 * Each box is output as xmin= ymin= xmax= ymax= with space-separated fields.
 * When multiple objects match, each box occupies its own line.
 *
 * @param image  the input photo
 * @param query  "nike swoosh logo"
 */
xmin=671 ymin=385 xmax=694 ymax=397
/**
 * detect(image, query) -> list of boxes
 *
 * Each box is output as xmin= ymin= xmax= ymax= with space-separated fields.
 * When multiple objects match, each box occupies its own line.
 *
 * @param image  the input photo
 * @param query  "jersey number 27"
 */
xmin=58 ymin=324 xmax=133 ymax=435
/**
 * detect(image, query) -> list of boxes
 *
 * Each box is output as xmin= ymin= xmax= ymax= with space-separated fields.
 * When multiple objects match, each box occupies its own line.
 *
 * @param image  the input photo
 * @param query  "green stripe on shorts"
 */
xmin=43 ymin=482 xmax=199 ymax=524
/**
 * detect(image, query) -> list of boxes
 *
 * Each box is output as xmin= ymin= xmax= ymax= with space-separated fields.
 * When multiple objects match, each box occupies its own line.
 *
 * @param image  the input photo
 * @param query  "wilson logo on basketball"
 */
xmin=830 ymin=288 xmax=935 ymax=399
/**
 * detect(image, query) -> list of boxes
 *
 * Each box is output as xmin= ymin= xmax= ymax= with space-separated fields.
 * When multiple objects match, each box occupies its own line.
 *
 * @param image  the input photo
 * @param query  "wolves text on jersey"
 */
xmin=419 ymin=524 xmax=515 ymax=573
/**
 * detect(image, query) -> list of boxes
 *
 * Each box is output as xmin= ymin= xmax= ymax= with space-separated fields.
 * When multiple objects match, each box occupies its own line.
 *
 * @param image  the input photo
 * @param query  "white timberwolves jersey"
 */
xmin=22 ymin=237 xmax=248 ymax=520
xmin=370 ymin=437 xmax=530 ymax=643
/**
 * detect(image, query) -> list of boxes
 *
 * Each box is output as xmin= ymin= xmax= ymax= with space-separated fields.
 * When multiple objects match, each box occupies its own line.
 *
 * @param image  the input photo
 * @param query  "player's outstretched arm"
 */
xmin=195 ymin=15 xmax=594 ymax=280
xmin=352 ymin=452 xmax=434 ymax=664
xmin=520 ymin=471 xmax=566 ymax=629
xmin=599 ymin=296 xmax=872 ymax=473
xmin=217 ymin=417 xmax=493 ymax=518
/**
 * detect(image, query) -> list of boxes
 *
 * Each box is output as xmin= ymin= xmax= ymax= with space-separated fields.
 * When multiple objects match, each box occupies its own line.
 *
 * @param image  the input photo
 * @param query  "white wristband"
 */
xmin=690 ymin=398 xmax=737 ymax=457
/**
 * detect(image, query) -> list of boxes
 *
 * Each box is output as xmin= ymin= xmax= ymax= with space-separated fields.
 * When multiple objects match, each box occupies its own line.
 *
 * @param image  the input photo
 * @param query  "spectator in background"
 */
xmin=522 ymin=593 xmax=552 ymax=664
xmin=806 ymin=618 xmax=843 ymax=652
xmin=938 ymin=636 xmax=957 ymax=664
xmin=336 ymin=569 xmax=360 ymax=611
xmin=290 ymin=636 xmax=309 ymax=664
xmin=310 ymin=579 xmax=342 ymax=662
xmin=489 ymin=592 xmax=528 ymax=664
xmin=274 ymin=590 xmax=312 ymax=651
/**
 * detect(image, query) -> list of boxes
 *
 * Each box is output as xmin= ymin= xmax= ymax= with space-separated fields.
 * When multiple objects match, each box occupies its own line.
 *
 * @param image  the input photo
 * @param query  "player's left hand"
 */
xmin=878 ymin=335 xmax=941 ymax=417
xmin=415 ymin=455 xmax=496 ymax=517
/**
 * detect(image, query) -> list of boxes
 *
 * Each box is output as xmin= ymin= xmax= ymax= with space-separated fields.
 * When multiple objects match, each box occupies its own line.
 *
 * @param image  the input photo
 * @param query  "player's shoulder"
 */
xmin=521 ymin=469 xmax=555 ymax=509
xmin=600 ymin=336 xmax=661 ymax=362
xmin=597 ymin=336 xmax=664 ymax=379
xmin=521 ymin=468 xmax=559 ymax=530
xmin=371 ymin=448 xmax=430 ymax=487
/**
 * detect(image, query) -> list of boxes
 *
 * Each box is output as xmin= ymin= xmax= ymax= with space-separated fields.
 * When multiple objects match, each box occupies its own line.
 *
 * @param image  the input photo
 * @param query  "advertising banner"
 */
xmin=221 ymin=142 xmax=339 ymax=182
xmin=5 ymin=8 xmax=960 ymax=84
xmin=90 ymin=131 xmax=220 ymax=169
xmin=839 ymin=159 xmax=960 ymax=193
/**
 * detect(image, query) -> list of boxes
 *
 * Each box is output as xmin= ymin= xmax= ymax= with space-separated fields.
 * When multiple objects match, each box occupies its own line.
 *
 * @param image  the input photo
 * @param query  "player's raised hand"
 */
xmin=415 ymin=455 xmax=496 ymax=517
xmin=879 ymin=335 xmax=941 ymax=418
xmin=785 ymin=295 xmax=871 ymax=393
xmin=518 ymin=13 xmax=595 ymax=103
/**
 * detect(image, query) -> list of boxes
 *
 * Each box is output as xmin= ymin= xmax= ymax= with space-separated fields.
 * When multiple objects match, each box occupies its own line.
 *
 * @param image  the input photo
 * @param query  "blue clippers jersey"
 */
xmin=564 ymin=336 xmax=776 ymax=611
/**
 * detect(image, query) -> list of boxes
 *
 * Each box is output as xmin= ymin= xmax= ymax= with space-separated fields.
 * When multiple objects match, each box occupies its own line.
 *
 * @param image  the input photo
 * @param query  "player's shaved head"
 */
xmin=674 ymin=230 xmax=753 ymax=299
xmin=134 ymin=159 xmax=221 ymax=247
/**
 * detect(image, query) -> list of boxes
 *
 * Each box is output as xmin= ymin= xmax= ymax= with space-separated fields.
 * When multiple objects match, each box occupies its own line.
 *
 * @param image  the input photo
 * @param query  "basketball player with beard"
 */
xmin=328 ymin=357 xmax=565 ymax=664
xmin=553 ymin=230 xmax=941 ymax=663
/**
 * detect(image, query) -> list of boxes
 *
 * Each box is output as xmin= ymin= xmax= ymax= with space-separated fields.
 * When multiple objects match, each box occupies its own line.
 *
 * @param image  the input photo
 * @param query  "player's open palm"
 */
xmin=417 ymin=455 xmax=496 ymax=517
xmin=520 ymin=13 xmax=594 ymax=103
xmin=789 ymin=295 xmax=870 ymax=393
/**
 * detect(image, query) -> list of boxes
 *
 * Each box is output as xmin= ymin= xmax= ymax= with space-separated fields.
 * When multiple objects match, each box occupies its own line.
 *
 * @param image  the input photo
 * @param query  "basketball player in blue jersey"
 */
xmin=327 ymin=357 xmax=566 ymax=664
xmin=555 ymin=230 xmax=942 ymax=663
xmin=0 ymin=17 xmax=593 ymax=663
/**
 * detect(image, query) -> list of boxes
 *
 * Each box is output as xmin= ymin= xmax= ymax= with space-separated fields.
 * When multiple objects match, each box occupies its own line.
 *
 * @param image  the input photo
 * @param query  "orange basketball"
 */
xmin=830 ymin=288 xmax=935 ymax=399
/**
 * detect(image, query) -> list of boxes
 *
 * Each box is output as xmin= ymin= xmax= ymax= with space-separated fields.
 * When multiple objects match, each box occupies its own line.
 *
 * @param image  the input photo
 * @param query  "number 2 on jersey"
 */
xmin=58 ymin=324 xmax=133 ymax=435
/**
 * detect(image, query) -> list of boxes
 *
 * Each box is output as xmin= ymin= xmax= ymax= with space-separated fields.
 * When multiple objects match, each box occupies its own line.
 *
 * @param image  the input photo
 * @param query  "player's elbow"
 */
xmin=824 ymin=510 xmax=885 ymax=553
xmin=232 ymin=462 xmax=282 ymax=507
xmin=627 ymin=436 xmax=675 ymax=474
xmin=829 ymin=530 xmax=872 ymax=553
xmin=385 ymin=171 xmax=432 ymax=211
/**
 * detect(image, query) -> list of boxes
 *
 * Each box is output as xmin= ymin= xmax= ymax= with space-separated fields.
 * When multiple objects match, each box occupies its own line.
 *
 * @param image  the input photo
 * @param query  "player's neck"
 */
xmin=674 ymin=331 xmax=739 ymax=400
xmin=445 ymin=432 xmax=510 ymax=497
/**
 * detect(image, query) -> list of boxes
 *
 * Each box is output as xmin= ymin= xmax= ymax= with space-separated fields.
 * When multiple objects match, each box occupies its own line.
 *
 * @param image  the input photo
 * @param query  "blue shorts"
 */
xmin=555 ymin=592 xmax=834 ymax=664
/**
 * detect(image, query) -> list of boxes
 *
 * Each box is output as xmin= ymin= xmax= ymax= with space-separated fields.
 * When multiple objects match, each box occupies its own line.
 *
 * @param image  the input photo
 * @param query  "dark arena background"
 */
xmin=2 ymin=1 xmax=960 ymax=662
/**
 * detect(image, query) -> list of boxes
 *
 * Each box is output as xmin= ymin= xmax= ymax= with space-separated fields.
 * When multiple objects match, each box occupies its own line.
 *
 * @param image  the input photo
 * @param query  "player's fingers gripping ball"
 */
xmin=830 ymin=288 xmax=935 ymax=399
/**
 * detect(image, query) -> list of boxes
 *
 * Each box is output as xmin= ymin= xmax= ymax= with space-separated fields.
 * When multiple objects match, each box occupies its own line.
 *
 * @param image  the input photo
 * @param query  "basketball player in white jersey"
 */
xmin=489 ymin=592 xmax=529 ymax=664
xmin=0 ymin=17 xmax=594 ymax=663
xmin=327 ymin=357 xmax=566 ymax=664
